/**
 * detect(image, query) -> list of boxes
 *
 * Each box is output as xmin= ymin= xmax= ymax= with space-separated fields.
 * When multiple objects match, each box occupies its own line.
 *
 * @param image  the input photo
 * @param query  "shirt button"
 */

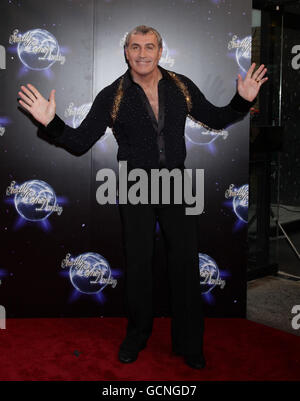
xmin=160 ymin=149 xmax=163 ymax=153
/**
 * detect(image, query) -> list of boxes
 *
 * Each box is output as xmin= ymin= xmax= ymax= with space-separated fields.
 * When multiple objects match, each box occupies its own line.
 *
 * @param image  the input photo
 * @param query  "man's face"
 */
xmin=125 ymin=32 xmax=162 ymax=76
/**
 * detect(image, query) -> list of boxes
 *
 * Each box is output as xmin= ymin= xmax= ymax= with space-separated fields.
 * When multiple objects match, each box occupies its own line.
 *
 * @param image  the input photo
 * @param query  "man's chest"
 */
xmin=142 ymin=87 xmax=159 ymax=122
xmin=116 ymin=84 xmax=187 ymax=132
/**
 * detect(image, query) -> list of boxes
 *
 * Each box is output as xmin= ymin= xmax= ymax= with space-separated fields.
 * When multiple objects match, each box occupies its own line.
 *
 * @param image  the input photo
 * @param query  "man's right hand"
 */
xmin=18 ymin=84 xmax=56 ymax=127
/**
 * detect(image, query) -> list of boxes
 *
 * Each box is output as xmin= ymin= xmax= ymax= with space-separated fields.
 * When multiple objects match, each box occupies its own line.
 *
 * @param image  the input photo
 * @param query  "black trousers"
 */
xmin=118 ymin=193 xmax=205 ymax=356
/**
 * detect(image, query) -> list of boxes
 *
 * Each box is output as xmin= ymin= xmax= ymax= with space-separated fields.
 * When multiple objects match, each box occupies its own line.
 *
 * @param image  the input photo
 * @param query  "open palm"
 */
xmin=237 ymin=63 xmax=268 ymax=102
xmin=18 ymin=84 xmax=56 ymax=127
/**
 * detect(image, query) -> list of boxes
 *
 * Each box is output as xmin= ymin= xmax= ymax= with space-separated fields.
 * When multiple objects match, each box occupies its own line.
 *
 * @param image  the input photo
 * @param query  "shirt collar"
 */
xmin=123 ymin=65 xmax=171 ymax=90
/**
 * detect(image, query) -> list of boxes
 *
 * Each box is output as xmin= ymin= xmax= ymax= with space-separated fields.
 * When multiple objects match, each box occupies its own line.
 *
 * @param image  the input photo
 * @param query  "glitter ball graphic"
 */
xmin=69 ymin=252 xmax=112 ymax=294
xmin=14 ymin=180 xmax=57 ymax=221
xmin=18 ymin=29 xmax=60 ymax=70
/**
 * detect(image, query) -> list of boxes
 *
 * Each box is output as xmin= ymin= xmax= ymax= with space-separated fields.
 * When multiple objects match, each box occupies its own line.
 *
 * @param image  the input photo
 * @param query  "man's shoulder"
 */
xmin=165 ymin=68 xmax=187 ymax=79
xmin=162 ymin=67 xmax=195 ymax=88
xmin=161 ymin=68 xmax=200 ymax=112
xmin=93 ymin=73 xmax=126 ymax=106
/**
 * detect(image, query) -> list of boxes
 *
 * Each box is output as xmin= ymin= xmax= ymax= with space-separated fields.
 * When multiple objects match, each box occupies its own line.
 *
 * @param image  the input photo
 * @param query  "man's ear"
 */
xmin=124 ymin=46 xmax=129 ymax=65
xmin=158 ymin=46 xmax=163 ymax=60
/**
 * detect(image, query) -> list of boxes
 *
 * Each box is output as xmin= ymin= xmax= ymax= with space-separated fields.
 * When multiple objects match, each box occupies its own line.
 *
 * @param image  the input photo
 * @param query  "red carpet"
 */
xmin=0 ymin=317 xmax=299 ymax=381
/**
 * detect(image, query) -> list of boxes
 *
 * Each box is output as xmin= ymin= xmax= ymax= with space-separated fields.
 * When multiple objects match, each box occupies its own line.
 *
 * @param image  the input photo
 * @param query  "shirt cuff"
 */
xmin=229 ymin=92 xmax=256 ymax=113
xmin=44 ymin=114 xmax=65 ymax=138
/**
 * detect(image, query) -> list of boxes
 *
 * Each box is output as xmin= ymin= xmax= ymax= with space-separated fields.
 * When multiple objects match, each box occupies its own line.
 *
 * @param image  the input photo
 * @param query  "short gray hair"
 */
xmin=124 ymin=25 xmax=162 ymax=48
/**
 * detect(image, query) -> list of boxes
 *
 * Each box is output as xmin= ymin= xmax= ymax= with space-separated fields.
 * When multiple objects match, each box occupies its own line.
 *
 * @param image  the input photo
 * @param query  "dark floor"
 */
xmin=247 ymin=274 xmax=300 ymax=337
xmin=247 ymin=204 xmax=300 ymax=337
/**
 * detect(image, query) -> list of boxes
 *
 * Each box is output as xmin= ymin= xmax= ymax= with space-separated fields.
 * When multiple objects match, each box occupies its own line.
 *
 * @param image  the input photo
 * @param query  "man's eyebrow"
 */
xmin=130 ymin=42 xmax=156 ymax=46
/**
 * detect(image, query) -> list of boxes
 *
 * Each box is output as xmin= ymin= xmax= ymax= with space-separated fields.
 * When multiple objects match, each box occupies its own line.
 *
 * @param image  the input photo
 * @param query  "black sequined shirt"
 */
xmin=43 ymin=65 xmax=255 ymax=169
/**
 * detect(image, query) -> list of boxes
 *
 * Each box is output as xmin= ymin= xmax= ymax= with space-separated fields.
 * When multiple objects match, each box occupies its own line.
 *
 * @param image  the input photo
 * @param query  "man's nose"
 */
xmin=139 ymin=47 xmax=146 ymax=57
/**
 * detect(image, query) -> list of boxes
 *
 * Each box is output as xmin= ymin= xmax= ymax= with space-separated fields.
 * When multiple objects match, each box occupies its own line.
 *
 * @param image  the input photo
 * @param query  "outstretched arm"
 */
xmin=18 ymin=84 xmax=112 ymax=155
xmin=180 ymin=63 xmax=268 ymax=131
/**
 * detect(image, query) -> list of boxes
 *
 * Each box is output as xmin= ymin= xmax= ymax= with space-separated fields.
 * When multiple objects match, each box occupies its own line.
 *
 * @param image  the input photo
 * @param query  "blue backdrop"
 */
xmin=0 ymin=0 xmax=252 ymax=318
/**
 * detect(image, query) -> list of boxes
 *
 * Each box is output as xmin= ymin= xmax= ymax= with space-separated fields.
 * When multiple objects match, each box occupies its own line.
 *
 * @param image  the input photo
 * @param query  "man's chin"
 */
xmin=132 ymin=64 xmax=156 ymax=75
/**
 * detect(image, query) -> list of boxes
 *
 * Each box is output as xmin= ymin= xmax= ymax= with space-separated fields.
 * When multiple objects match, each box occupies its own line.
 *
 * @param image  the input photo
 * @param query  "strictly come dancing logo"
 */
xmin=61 ymin=252 xmax=117 ymax=295
xmin=65 ymin=102 xmax=92 ymax=128
xmin=0 ymin=116 xmax=11 ymax=136
xmin=5 ymin=179 xmax=63 ymax=221
xmin=198 ymin=253 xmax=226 ymax=295
xmin=159 ymin=39 xmax=175 ymax=68
xmin=64 ymin=101 xmax=111 ymax=143
xmin=185 ymin=118 xmax=229 ymax=147
xmin=228 ymin=34 xmax=251 ymax=73
xmin=224 ymin=183 xmax=248 ymax=223
xmin=9 ymin=28 xmax=65 ymax=70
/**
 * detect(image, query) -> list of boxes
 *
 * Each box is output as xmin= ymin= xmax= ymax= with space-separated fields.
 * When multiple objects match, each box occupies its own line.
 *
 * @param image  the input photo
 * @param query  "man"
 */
xmin=18 ymin=25 xmax=268 ymax=369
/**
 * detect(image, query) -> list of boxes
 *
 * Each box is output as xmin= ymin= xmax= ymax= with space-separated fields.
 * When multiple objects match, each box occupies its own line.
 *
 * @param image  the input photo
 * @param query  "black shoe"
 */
xmin=184 ymin=354 xmax=206 ymax=369
xmin=118 ymin=343 xmax=146 ymax=364
xmin=118 ymin=348 xmax=139 ymax=363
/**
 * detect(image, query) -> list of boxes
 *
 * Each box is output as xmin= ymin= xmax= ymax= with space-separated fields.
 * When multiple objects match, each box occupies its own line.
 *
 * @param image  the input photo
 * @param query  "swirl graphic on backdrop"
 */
xmin=225 ymin=183 xmax=248 ymax=223
xmin=65 ymin=102 xmax=92 ymax=128
xmin=185 ymin=118 xmax=229 ymax=148
xmin=64 ymin=102 xmax=111 ymax=142
xmin=233 ymin=184 xmax=248 ymax=223
xmin=70 ymin=252 xmax=115 ymax=294
xmin=60 ymin=252 xmax=121 ymax=304
xmin=184 ymin=74 xmax=229 ymax=153
xmin=0 ymin=268 xmax=9 ymax=287
xmin=228 ymin=35 xmax=251 ymax=73
xmin=9 ymin=28 xmax=65 ymax=70
xmin=0 ymin=116 xmax=11 ymax=136
xmin=198 ymin=253 xmax=226 ymax=295
xmin=160 ymin=40 xmax=175 ymax=68
xmin=6 ymin=179 xmax=63 ymax=221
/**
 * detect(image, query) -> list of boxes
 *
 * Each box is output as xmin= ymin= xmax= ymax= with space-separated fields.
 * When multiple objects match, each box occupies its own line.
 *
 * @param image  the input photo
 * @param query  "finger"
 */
xmin=18 ymin=91 xmax=34 ymax=106
xmin=21 ymin=85 xmax=37 ymax=102
xmin=246 ymin=63 xmax=256 ymax=79
xmin=252 ymin=64 xmax=265 ymax=80
xmin=255 ymin=68 xmax=267 ymax=81
xmin=27 ymin=83 xmax=42 ymax=99
xmin=49 ymin=89 xmax=56 ymax=103
xmin=237 ymin=73 xmax=243 ymax=86
xmin=259 ymin=77 xmax=268 ymax=85
xmin=18 ymin=99 xmax=32 ymax=112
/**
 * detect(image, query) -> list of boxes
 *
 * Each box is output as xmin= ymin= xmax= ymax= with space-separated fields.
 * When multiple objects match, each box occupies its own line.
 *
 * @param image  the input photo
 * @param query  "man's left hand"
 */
xmin=237 ymin=63 xmax=268 ymax=102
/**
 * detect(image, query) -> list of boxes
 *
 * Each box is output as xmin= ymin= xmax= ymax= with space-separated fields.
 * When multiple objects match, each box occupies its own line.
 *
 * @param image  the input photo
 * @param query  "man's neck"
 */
xmin=130 ymin=66 xmax=162 ymax=90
